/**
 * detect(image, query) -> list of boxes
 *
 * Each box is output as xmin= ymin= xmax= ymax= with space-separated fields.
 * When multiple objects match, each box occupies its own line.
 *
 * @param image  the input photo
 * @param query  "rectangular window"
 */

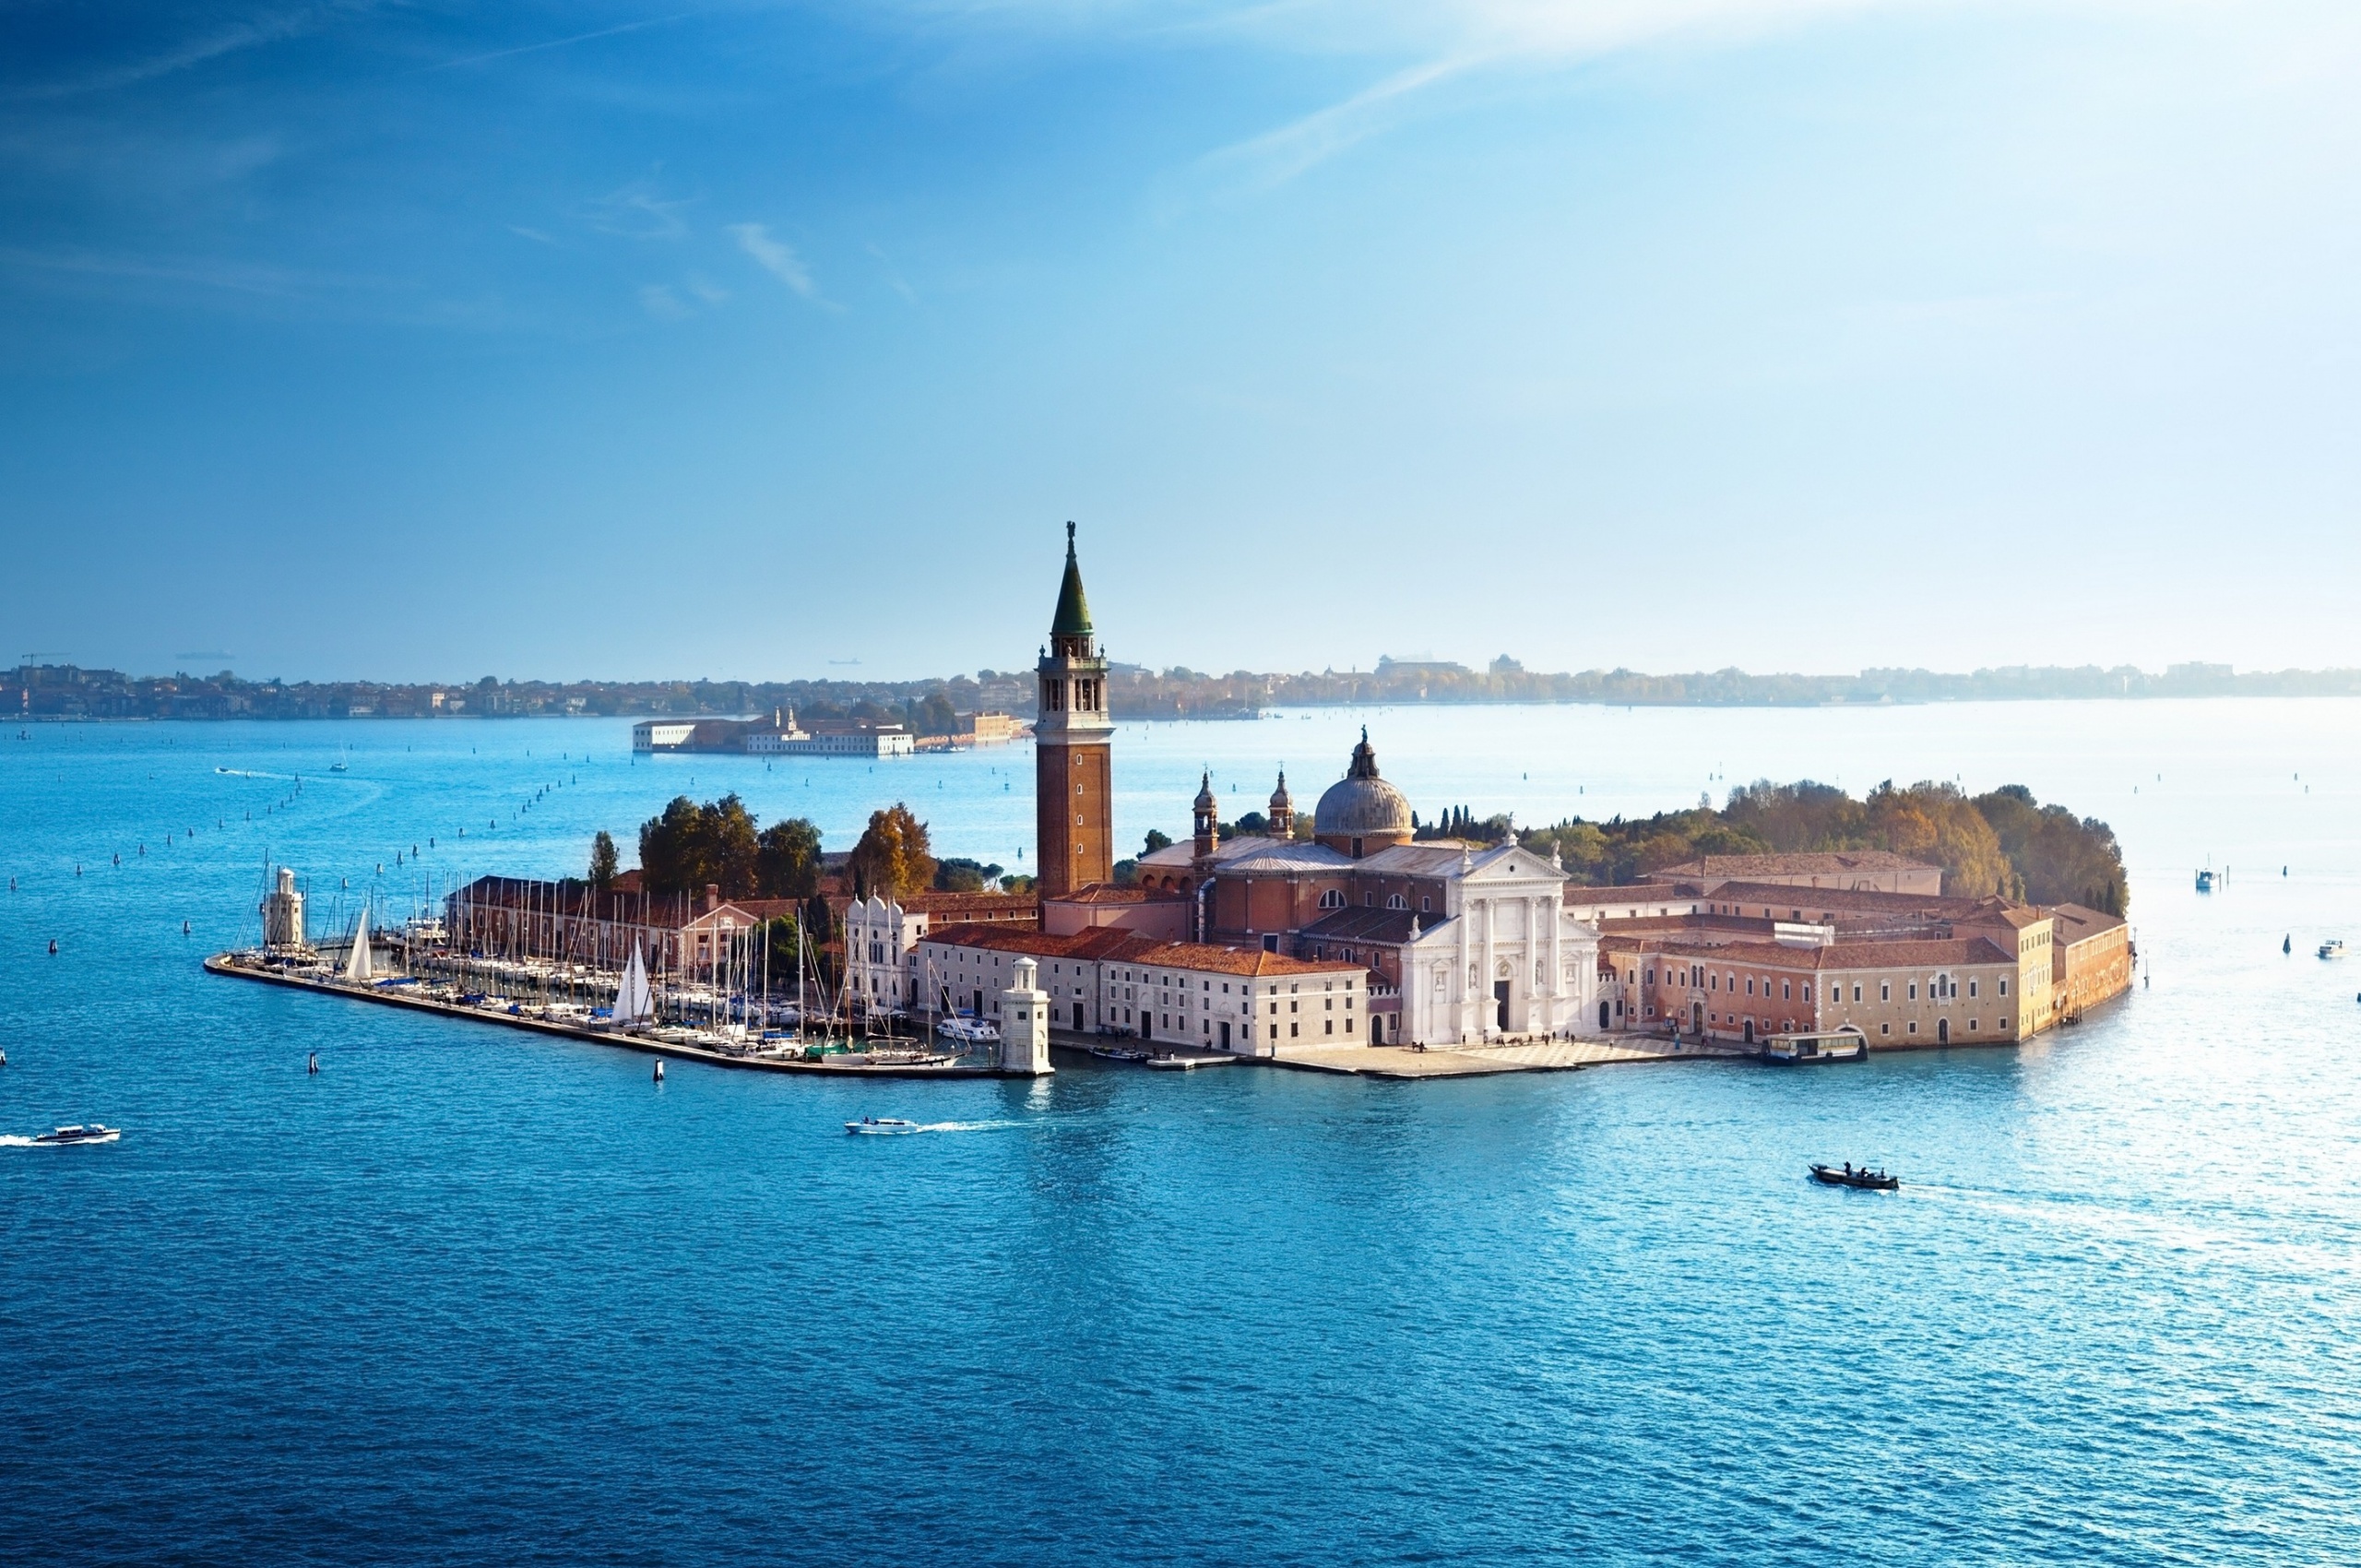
xmin=1909 ymin=982 xmax=1918 ymax=1000
xmin=1803 ymin=984 xmax=1812 ymax=1003
xmin=1999 ymin=979 xmax=2009 ymax=996
xmin=1880 ymin=1023 xmax=1890 ymax=1035
xmin=1908 ymin=1021 xmax=1918 ymax=1034
xmin=1745 ymin=978 xmax=1754 ymax=996
xmin=1782 ymin=980 xmax=1791 ymax=1000
xmin=1880 ymin=982 xmax=1890 ymax=1002
xmin=1969 ymin=1018 xmax=1978 ymax=1031
xmin=1969 ymin=980 xmax=1978 ymax=998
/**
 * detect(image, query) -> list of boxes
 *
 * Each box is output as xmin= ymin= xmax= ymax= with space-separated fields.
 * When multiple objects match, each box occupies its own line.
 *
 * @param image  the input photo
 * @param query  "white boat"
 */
xmin=341 ymin=899 xmax=374 ymax=984
xmin=2321 ymin=940 xmax=2347 ymax=960
xmin=1761 ymin=1027 xmax=1869 ymax=1064
xmin=845 ymin=1117 xmax=920 ymax=1135
xmin=936 ymin=1016 xmax=1001 ymax=1046
xmin=612 ymin=942 xmax=654 ymax=1026
xmin=33 ymin=1124 xmax=120 ymax=1146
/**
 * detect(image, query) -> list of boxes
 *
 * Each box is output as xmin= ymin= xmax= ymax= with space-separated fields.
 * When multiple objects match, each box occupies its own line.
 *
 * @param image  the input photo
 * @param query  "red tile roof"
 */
xmin=922 ymin=922 xmax=1358 ymax=977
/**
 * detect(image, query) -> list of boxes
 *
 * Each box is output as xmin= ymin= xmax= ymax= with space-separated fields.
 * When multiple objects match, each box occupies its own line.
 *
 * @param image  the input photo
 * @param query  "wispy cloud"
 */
xmin=639 ymin=282 xmax=692 ymax=320
xmin=432 ymin=10 xmax=707 ymax=72
xmin=5 ymin=4 xmax=358 ymax=102
xmin=1184 ymin=0 xmax=1916 ymax=189
xmin=587 ymin=175 xmax=694 ymax=240
xmin=728 ymin=223 xmax=818 ymax=298
xmin=508 ymin=225 xmax=557 ymax=244
xmin=0 ymin=243 xmax=370 ymax=299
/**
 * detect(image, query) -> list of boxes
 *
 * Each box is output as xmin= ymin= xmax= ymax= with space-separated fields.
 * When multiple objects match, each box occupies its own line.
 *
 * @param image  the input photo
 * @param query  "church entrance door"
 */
xmin=1219 ymin=1021 xmax=1231 ymax=1050
xmin=1691 ymin=1002 xmax=1704 ymax=1034
xmin=1493 ymin=980 xmax=1510 ymax=1033
xmin=1600 ymin=1001 xmax=1611 ymax=1031
xmin=1072 ymin=1002 xmax=1084 ymax=1031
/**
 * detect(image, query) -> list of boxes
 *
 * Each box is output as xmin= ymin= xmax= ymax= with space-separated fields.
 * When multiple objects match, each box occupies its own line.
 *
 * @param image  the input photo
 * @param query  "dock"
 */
xmin=1266 ymin=1035 xmax=1752 ymax=1079
xmin=203 ymin=952 xmax=1032 ymax=1078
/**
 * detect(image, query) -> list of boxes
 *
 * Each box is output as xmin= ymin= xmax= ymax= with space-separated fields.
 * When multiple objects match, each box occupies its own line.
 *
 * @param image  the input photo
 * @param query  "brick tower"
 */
xmin=1035 ymin=522 xmax=1113 ymax=897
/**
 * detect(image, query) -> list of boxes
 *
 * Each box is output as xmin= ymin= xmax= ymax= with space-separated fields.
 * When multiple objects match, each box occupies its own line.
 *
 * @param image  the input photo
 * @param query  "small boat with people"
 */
xmin=1088 ymin=1045 xmax=1152 ymax=1063
xmin=2195 ymin=869 xmax=2215 ymax=893
xmin=2321 ymin=939 xmax=2347 ymax=960
xmin=1809 ymin=1161 xmax=1898 ymax=1191
xmin=33 ymin=1124 xmax=120 ymax=1146
xmin=1760 ymin=1027 xmax=1868 ymax=1065
xmin=845 ymin=1117 xmax=920 ymax=1135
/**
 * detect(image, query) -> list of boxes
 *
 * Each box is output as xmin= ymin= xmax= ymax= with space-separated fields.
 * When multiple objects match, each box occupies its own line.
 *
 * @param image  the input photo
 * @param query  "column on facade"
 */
xmin=1454 ymin=901 xmax=1471 ymax=1044
xmin=1479 ymin=896 xmax=1496 ymax=1039
xmin=1548 ymin=896 xmax=1564 ymax=1034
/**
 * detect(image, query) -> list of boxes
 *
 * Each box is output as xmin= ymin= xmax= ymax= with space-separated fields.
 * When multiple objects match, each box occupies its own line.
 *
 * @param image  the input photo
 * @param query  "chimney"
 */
xmin=706 ymin=883 xmax=720 ymax=913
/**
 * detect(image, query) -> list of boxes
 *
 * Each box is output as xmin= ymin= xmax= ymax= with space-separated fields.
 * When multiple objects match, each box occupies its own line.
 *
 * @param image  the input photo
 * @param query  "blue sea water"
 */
xmin=3 ymin=702 xmax=2358 ymax=1565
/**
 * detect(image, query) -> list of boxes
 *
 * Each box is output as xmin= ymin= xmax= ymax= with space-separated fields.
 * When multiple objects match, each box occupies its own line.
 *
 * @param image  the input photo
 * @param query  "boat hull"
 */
xmin=1809 ymin=1164 xmax=1898 ymax=1191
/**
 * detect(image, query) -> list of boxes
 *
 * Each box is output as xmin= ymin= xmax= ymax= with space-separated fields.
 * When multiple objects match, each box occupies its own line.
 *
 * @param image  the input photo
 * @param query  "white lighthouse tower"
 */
xmin=999 ymin=956 xmax=1054 ymax=1076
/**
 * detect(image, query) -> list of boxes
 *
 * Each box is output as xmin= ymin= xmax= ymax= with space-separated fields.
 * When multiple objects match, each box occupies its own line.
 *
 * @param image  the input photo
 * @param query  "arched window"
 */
xmin=1387 ymin=894 xmax=1407 ymax=910
xmin=1318 ymin=889 xmax=1346 ymax=910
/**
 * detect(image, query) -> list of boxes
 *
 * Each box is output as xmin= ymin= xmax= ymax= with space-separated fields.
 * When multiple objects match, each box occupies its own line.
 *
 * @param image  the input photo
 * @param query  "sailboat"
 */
xmin=612 ymin=942 xmax=654 ymax=1028
xmin=342 ymin=899 xmax=374 ymax=984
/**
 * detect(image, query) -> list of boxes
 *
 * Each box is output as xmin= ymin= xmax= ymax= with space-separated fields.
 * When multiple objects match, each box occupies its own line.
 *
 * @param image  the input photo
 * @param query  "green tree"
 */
xmin=755 ymin=816 xmax=824 ymax=899
xmin=1142 ymin=828 xmax=1173 ymax=854
xmin=638 ymin=793 xmax=762 ymax=896
xmin=848 ymin=802 xmax=936 ymax=901
xmin=587 ymin=829 xmax=619 ymax=892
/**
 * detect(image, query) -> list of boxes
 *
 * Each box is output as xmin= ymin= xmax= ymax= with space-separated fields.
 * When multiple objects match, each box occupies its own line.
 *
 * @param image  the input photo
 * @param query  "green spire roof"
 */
xmin=1050 ymin=520 xmax=1092 ymax=636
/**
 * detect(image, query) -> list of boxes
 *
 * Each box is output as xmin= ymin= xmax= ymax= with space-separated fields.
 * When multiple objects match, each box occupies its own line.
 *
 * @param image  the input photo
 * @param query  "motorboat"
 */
xmin=936 ymin=1016 xmax=1001 ymax=1046
xmin=2321 ymin=939 xmax=2347 ymax=960
xmin=1088 ymin=1044 xmax=1152 ymax=1063
xmin=845 ymin=1117 xmax=920 ymax=1135
xmin=33 ymin=1124 xmax=120 ymax=1146
xmin=2195 ymin=870 xmax=2214 ymax=893
xmin=1761 ymin=1028 xmax=1868 ymax=1065
xmin=1810 ymin=1162 xmax=1898 ymax=1191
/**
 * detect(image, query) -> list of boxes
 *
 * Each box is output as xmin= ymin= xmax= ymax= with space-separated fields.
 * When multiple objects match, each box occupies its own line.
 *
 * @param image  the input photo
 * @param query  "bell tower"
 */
xmin=1035 ymin=522 xmax=1114 ymax=897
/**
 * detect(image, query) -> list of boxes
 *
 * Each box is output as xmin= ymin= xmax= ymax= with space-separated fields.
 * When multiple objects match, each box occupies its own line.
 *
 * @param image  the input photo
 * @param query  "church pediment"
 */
xmin=1459 ymin=845 xmax=1570 ymax=885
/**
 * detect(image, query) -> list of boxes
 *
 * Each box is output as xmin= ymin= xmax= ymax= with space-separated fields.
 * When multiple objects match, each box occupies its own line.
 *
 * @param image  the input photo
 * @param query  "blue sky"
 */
xmin=3 ymin=1 xmax=2357 ymax=683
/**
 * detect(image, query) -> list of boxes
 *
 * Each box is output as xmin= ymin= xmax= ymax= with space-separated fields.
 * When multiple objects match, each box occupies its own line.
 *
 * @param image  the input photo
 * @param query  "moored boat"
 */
xmin=2320 ymin=939 xmax=2347 ymax=960
xmin=1088 ymin=1045 xmax=1152 ymax=1063
xmin=1809 ymin=1162 xmax=1898 ymax=1191
xmin=1761 ymin=1027 xmax=1869 ymax=1065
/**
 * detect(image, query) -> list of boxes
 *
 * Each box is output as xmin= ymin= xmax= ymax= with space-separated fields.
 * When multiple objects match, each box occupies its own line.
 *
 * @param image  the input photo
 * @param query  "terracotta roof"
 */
xmin=921 ymin=922 xmax=1358 ymax=977
xmin=1599 ymin=932 xmax=2016 ymax=969
xmin=1699 ymin=881 xmax=1990 ymax=920
xmin=2049 ymin=903 xmax=2127 ymax=942
xmin=1298 ymin=907 xmax=1421 ymax=944
xmin=1050 ymin=883 xmax=1186 ymax=906
xmin=1651 ymin=851 xmax=1936 ymax=878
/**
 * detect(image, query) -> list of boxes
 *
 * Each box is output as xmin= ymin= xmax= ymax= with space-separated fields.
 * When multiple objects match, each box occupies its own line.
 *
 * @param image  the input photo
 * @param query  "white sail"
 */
xmin=614 ymin=941 xmax=652 ymax=1024
xmin=343 ymin=899 xmax=374 ymax=983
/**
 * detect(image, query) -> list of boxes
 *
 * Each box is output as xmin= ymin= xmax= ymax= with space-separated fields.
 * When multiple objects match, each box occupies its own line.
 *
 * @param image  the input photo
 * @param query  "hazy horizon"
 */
xmin=6 ymin=3 xmax=2358 ymax=681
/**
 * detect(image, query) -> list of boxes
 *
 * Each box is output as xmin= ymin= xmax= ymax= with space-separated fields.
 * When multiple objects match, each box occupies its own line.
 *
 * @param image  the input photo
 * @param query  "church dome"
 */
xmin=1313 ymin=729 xmax=1413 ymax=849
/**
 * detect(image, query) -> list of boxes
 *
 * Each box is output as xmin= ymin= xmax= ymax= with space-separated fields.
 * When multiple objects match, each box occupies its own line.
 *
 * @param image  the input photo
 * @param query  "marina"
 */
xmin=202 ymin=950 xmax=1032 ymax=1078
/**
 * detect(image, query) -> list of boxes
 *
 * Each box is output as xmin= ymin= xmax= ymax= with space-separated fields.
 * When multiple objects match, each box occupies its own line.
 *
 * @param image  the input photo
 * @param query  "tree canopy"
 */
xmin=848 ymin=802 xmax=936 ymax=900
xmin=1516 ymin=778 xmax=2125 ymax=911
xmin=636 ymin=794 xmax=824 ymax=899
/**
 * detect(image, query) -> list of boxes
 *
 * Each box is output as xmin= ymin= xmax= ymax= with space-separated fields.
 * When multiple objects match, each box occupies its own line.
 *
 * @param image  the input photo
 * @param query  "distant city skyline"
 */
xmin=5 ymin=2 xmax=2357 ymax=682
